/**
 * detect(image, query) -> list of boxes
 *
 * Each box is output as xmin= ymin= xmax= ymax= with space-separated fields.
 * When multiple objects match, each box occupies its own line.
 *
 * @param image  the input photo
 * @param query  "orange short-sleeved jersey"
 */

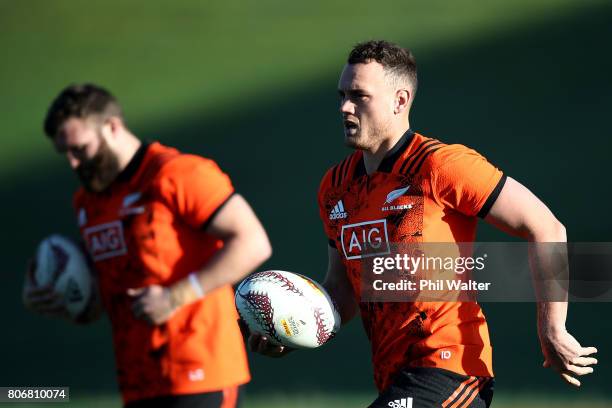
xmin=73 ymin=142 xmax=250 ymax=404
xmin=318 ymin=131 xmax=505 ymax=392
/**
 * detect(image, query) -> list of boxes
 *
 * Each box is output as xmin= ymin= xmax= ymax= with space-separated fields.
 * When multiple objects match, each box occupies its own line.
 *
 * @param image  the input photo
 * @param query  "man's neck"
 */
xmin=363 ymin=125 xmax=410 ymax=174
xmin=115 ymin=133 xmax=142 ymax=173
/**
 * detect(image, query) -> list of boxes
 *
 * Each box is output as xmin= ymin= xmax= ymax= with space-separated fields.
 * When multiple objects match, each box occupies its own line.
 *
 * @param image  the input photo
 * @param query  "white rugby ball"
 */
xmin=235 ymin=270 xmax=341 ymax=349
xmin=34 ymin=234 xmax=92 ymax=318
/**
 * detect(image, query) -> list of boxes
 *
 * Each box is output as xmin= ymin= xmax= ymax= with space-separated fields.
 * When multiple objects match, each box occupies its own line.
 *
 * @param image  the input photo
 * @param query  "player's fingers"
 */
xmin=256 ymin=336 xmax=281 ymax=355
xmin=542 ymin=360 xmax=550 ymax=368
xmin=40 ymin=303 xmax=68 ymax=315
xmin=131 ymin=300 xmax=144 ymax=318
xmin=256 ymin=336 xmax=271 ymax=354
xmin=571 ymin=356 xmax=598 ymax=367
xmin=25 ymin=284 xmax=56 ymax=296
xmin=566 ymin=365 xmax=594 ymax=376
xmin=267 ymin=346 xmax=287 ymax=358
xmin=26 ymin=291 xmax=61 ymax=308
xmin=580 ymin=347 xmax=598 ymax=356
xmin=248 ymin=334 xmax=262 ymax=352
xmin=37 ymin=296 xmax=67 ymax=315
xmin=561 ymin=372 xmax=581 ymax=387
xmin=127 ymin=287 xmax=147 ymax=297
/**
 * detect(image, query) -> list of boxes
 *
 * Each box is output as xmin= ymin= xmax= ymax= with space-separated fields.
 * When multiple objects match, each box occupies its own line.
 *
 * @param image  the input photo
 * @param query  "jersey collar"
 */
xmin=115 ymin=141 xmax=150 ymax=183
xmin=353 ymin=129 xmax=414 ymax=178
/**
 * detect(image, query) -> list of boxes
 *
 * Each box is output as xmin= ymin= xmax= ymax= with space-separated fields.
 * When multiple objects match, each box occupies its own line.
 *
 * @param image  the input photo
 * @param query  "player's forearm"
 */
xmin=322 ymin=280 xmax=357 ymax=325
xmin=527 ymin=219 xmax=569 ymax=332
xmin=169 ymin=228 xmax=272 ymax=307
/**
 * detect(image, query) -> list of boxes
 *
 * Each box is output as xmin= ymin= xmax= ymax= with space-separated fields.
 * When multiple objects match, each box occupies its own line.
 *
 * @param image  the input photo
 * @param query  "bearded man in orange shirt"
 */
xmin=23 ymin=83 xmax=271 ymax=408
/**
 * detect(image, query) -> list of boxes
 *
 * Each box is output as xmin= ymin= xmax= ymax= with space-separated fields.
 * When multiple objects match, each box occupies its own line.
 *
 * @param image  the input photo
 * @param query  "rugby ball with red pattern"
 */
xmin=235 ymin=270 xmax=341 ymax=349
xmin=34 ymin=234 xmax=93 ymax=318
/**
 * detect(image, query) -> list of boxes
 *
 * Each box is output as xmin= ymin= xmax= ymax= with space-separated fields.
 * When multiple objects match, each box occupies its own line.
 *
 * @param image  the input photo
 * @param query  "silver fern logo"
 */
xmin=385 ymin=185 xmax=410 ymax=204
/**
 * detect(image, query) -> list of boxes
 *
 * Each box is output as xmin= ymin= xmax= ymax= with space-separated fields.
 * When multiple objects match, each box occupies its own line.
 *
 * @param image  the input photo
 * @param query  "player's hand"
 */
xmin=248 ymin=332 xmax=294 ymax=358
xmin=22 ymin=258 xmax=70 ymax=320
xmin=127 ymin=285 xmax=177 ymax=325
xmin=539 ymin=327 xmax=598 ymax=387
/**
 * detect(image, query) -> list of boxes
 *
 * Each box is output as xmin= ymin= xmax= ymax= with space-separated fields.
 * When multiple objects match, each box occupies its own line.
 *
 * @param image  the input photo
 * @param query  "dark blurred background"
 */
xmin=1 ymin=1 xmax=610 ymax=406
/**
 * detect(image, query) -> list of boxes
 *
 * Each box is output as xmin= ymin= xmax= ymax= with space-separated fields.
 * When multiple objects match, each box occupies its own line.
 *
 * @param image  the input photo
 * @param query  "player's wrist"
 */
xmin=537 ymin=321 xmax=567 ymax=338
xmin=168 ymin=272 xmax=206 ymax=309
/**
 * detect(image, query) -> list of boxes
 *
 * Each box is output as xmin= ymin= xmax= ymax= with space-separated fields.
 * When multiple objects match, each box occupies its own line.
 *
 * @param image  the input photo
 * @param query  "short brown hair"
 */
xmin=44 ymin=83 xmax=123 ymax=138
xmin=348 ymin=40 xmax=417 ymax=92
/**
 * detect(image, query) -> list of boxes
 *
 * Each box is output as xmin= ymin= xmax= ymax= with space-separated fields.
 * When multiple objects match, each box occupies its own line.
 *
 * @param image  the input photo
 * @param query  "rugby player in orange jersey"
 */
xmin=22 ymin=84 xmax=272 ymax=408
xmin=250 ymin=41 xmax=598 ymax=407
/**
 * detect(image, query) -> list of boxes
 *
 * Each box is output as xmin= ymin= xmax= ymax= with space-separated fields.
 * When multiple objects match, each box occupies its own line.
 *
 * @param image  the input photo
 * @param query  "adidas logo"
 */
xmin=387 ymin=397 xmax=413 ymax=408
xmin=329 ymin=200 xmax=348 ymax=220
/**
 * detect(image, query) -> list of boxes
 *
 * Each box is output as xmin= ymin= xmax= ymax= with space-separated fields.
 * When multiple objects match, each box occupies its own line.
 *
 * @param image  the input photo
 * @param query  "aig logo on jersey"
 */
xmin=341 ymin=219 xmax=390 ymax=260
xmin=84 ymin=220 xmax=128 ymax=261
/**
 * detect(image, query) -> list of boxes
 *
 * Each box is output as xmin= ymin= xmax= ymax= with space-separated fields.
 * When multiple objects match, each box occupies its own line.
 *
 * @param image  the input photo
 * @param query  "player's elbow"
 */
xmin=242 ymin=223 xmax=272 ymax=266
xmin=254 ymin=232 xmax=273 ymax=265
xmin=529 ymin=218 xmax=567 ymax=243
xmin=553 ymin=220 xmax=567 ymax=242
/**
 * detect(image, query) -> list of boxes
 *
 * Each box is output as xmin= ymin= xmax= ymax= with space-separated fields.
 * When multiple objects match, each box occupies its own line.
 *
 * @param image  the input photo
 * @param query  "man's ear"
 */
xmin=101 ymin=116 xmax=123 ymax=140
xmin=395 ymin=89 xmax=411 ymax=114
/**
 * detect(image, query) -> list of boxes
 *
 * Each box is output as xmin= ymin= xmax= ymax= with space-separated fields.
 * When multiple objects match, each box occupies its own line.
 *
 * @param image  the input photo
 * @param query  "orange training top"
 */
xmin=318 ymin=130 xmax=505 ymax=392
xmin=73 ymin=142 xmax=250 ymax=403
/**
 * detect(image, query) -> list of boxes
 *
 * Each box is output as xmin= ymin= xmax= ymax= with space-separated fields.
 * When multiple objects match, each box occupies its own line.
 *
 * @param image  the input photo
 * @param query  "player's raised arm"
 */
xmin=484 ymin=176 xmax=598 ymax=387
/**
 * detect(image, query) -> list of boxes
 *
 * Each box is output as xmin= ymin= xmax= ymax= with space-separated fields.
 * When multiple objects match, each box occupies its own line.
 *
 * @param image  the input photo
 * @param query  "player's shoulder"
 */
xmin=404 ymin=133 xmax=483 ymax=176
xmin=319 ymin=150 xmax=362 ymax=194
xmin=148 ymin=142 xmax=222 ymax=180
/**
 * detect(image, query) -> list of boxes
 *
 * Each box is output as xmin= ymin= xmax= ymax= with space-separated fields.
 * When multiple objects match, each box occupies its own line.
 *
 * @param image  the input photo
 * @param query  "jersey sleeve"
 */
xmin=157 ymin=155 xmax=234 ymax=228
xmin=431 ymin=144 xmax=506 ymax=218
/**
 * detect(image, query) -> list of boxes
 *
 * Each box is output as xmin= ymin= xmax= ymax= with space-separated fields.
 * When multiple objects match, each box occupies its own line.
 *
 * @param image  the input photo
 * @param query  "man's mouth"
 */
xmin=344 ymin=119 xmax=359 ymax=131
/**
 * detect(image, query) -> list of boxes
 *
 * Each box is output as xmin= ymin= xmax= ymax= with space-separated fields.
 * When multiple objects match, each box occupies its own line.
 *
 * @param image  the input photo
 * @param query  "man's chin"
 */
xmin=78 ymin=174 xmax=112 ymax=193
xmin=344 ymin=133 xmax=366 ymax=150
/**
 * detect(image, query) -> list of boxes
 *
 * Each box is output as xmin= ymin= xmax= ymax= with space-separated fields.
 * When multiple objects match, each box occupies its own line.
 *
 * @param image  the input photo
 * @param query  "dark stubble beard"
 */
xmin=345 ymin=118 xmax=392 ymax=152
xmin=76 ymin=134 xmax=121 ymax=192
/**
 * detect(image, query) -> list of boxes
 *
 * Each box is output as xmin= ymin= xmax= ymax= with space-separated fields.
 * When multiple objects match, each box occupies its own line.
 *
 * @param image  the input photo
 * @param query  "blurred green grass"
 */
xmin=0 ymin=0 xmax=603 ymax=175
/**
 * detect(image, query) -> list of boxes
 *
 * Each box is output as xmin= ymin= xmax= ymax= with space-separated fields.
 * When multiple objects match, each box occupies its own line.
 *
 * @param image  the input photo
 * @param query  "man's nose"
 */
xmin=340 ymin=98 xmax=355 ymax=115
